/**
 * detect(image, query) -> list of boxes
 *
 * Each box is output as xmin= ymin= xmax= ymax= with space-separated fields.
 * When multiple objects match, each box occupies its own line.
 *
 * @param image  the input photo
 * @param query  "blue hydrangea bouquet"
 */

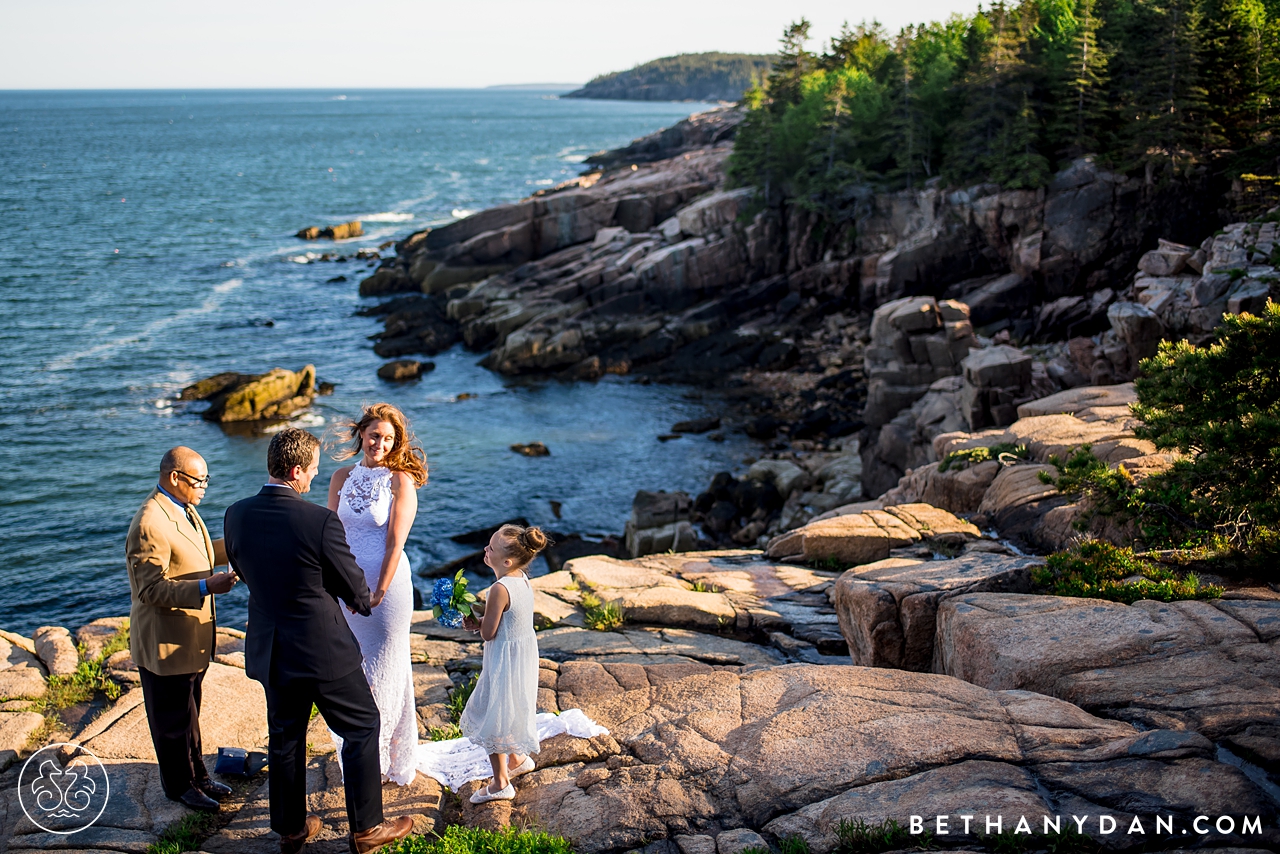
xmin=430 ymin=569 xmax=478 ymax=628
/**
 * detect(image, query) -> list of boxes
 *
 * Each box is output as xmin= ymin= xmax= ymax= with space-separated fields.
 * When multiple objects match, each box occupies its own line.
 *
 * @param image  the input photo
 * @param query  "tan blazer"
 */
xmin=125 ymin=489 xmax=219 ymax=675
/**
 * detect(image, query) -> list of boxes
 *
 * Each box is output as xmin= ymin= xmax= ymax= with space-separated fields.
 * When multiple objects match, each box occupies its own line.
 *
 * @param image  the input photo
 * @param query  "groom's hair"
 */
xmin=267 ymin=428 xmax=320 ymax=477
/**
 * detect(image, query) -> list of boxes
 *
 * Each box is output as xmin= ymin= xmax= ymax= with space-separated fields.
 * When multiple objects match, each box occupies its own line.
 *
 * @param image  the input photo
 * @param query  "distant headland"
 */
xmin=563 ymin=52 xmax=771 ymax=102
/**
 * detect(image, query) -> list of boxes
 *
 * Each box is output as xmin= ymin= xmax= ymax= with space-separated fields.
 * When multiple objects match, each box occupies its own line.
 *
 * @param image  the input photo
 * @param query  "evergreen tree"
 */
xmin=1038 ymin=0 xmax=1111 ymax=160
xmin=1199 ymin=0 xmax=1271 ymax=150
xmin=766 ymin=19 xmax=814 ymax=112
xmin=944 ymin=2 xmax=1047 ymax=186
xmin=725 ymin=1 xmax=1280 ymax=204
xmin=1113 ymin=0 xmax=1213 ymax=171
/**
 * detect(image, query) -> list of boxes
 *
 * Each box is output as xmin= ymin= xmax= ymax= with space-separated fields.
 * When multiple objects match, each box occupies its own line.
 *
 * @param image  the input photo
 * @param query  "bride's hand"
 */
xmin=461 ymin=616 xmax=480 ymax=632
xmin=370 ymin=589 xmax=385 ymax=609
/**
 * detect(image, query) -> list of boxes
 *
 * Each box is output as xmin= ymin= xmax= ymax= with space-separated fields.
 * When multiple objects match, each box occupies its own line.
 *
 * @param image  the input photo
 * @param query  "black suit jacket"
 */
xmin=223 ymin=486 xmax=371 ymax=685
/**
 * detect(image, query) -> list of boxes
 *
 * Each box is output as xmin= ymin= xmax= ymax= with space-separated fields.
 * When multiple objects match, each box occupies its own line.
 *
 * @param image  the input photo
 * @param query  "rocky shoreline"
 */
xmin=4 ymin=111 xmax=1278 ymax=853
xmin=2 ymin=536 xmax=1276 ymax=852
xmin=350 ymin=107 xmax=1279 ymax=558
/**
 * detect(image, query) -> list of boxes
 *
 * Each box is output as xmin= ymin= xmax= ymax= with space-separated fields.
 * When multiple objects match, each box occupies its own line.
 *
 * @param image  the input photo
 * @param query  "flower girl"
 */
xmin=460 ymin=524 xmax=548 ymax=803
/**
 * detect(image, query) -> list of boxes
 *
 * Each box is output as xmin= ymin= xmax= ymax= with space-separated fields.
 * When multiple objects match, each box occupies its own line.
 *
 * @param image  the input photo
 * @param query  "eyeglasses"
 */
xmin=175 ymin=470 xmax=211 ymax=488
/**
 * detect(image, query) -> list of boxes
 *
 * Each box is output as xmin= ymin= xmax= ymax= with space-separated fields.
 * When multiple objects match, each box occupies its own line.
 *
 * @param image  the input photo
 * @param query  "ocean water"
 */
xmin=0 ymin=90 xmax=751 ymax=636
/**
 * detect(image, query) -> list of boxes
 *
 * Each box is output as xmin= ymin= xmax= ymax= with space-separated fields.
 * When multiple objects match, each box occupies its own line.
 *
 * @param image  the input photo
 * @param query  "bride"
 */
xmin=327 ymin=402 xmax=428 ymax=785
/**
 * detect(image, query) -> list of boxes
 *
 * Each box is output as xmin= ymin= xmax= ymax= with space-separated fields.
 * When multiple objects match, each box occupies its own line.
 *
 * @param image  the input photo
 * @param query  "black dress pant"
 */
xmin=263 ymin=666 xmax=384 ymax=836
xmin=138 ymin=665 xmax=209 ymax=798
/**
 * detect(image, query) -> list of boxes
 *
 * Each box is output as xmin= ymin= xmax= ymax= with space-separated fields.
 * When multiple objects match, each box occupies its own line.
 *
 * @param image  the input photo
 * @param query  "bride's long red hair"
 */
xmin=335 ymin=402 xmax=429 ymax=487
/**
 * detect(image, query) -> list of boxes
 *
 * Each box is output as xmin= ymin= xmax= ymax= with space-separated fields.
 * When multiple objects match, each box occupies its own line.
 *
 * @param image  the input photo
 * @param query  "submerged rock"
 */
xmin=511 ymin=442 xmax=551 ymax=457
xmin=296 ymin=220 xmax=363 ymax=240
xmin=377 ymin=359 xmax=434 ymax=381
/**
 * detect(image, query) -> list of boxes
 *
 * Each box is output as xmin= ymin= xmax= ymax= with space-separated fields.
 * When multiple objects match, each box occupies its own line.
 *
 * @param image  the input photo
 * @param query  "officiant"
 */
xmin=125 ymin=446 xmax=238 ymax=813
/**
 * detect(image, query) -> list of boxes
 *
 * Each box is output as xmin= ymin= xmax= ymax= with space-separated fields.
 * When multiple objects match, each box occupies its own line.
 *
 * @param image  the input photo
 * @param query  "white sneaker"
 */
xmin=469 ymin=782 xmax=515 ymax=804
xmin=508 ymin=756 xmax=535 ymax=779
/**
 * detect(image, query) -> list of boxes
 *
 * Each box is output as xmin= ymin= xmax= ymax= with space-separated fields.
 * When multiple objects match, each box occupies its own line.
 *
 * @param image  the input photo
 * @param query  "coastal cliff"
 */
xmin=354 ymin=107 xmax=1280 ymax=563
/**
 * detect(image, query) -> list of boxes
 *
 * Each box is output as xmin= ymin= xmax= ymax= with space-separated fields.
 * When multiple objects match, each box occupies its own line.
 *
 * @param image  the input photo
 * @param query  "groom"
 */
xmin=223 ymin=428 xmax=412 ymax=854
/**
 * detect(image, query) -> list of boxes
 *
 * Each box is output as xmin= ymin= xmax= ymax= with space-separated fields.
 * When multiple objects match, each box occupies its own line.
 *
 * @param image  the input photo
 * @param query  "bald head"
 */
xmin=160 ymin=446 xmax=204 ymax=477
xmin=159 ymin=447 xmax=210 ymax=506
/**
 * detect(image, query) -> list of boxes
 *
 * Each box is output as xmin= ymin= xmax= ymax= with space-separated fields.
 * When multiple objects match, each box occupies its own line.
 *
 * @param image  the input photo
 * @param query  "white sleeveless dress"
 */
xmin=459 ymin=573 xmax=540 ymax=756
xmin=334 ymin=462 xmax=418 ymax=785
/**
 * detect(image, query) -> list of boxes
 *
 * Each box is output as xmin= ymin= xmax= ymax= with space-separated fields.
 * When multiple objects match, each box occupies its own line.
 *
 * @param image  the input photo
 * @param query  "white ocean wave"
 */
xmin=361 ymin=212 xmax=415 ymax=222
xmin=47 ymin=279 xmax=243 ymax=372
xmin=561 ymin=154 xmax=589 ymax=163
xmin=450 ymin=208 xmax=476 ymax=219
xmin=533 ymin=178 xmax=554 ymax=186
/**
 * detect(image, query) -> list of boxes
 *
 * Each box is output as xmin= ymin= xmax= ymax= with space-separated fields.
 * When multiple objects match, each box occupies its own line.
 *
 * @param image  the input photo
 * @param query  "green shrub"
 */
xmin=1131 ymin=299 xmax=1280 ymax=554
xmin=939 ymin=443 xmax=1028 ymax=472
xmin=580 ymin=591 xmax=625 ymax=631
xmin=385 ymin=825 xmax=575 ymax=854
xmin=1038 ymin=445 xmax=1144 ymax=527
xmin=1033 ymin=541 xmax=1222 ymax=604
xmin=1038 ymin=304 xmax=1280 ymax=573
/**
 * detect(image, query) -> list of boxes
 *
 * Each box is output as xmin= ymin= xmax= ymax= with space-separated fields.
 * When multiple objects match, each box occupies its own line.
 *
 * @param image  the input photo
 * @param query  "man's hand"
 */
xmin=207 ymin=572 xmax=237 ymax=595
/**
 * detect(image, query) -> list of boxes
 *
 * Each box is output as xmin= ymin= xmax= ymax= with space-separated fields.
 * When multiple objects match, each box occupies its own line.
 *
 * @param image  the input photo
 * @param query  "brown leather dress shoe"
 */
xmin=349 ymin=816 xmax=413 ymax=854
xmin=280 ymin=814 xmax=322 ymax=854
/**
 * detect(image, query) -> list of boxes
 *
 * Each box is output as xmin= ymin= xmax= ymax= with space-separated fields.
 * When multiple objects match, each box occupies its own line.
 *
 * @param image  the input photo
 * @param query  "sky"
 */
xmin=0 ymin=0 xmax=981 ymax=90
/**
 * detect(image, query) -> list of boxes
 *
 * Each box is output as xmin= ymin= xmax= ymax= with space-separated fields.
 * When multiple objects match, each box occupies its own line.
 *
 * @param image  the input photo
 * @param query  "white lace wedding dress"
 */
xmin=333 ymin=462 xmax=418 ymax=786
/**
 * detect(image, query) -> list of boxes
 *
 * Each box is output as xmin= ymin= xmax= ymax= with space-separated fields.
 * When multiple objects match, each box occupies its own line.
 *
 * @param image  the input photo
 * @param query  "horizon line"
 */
xmin=0 ymin=85 xmax=589 ymax=93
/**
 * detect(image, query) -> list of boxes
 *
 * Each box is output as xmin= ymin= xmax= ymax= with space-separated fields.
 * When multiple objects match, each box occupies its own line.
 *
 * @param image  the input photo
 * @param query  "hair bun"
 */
xmin=519 ymin=527 xmax=549 ymax=554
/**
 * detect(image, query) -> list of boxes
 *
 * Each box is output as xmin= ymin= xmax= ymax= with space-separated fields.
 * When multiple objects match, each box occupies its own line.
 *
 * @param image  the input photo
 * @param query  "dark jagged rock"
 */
xmin=671 ymin=416 xmax=719 ymax=433
xmin=584 ymin=107 xmax=746 ymax=167
xmin=377 ymin=359 xmax=434 ymax=381
xmin=449 ymin=518 xmax=531 ymax=545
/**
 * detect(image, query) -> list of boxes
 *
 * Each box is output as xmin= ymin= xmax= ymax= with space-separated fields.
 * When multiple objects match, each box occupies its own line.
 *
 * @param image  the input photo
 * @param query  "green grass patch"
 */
xmin=146 ymin=811 xmax=217 ymax=854
xmin=426 ymin=722 xmax=463 ymax=741
xmin=97 ymin=628 xmax=130 ymax=661
xmin=384 ymin=824 xmax=575 ymax=854
xmin=446 ymin=673 xmax=479 ymax=725
xmin=1033 ymin=541 xmax=1222 ymax=604
xmin=939 ymin=443 xmax=1028 ymax=472
xmin=980 ymin=828 xmax=1098 ymax=854
xmin=835 ymin=817 xmax=933 ymax=853
xmin=742 ymin=838 xmax=811 ymax=854
xmin=43 ymin=623 xmax=131 ymax=713
xmin=688 ymin=580 xmax=722 ymax=593
xmin=580 ymin=591 xmax=624 ymax=631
